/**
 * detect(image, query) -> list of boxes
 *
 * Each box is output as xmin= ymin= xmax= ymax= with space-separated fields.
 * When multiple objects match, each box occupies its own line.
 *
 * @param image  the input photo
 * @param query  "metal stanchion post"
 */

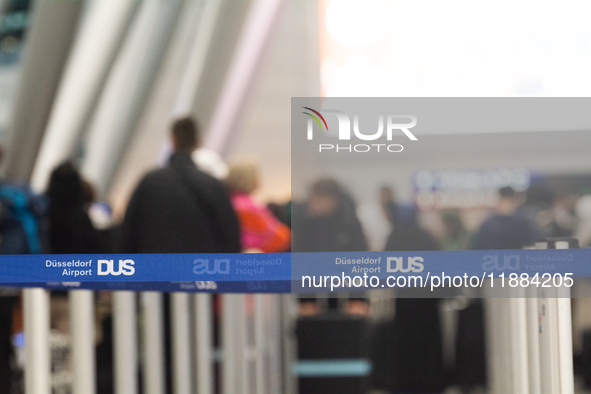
xmin=282 ymin=294 xmax=298 ymax=394
xmin=537 ymin=239 xmax=561 ymax=393
xmin=141 ymin=292 xmax=165 ymax=394
xmin=222 ymin=294 xmax=237 ymax=394
xmin=267 ymin=295 xmax=282 ymax=394
xmin=171 ymin=293 xmax=193 ymax=394
xmin=484 ymin=295 xmax=512 ymax=394
xmin=194 ymin=293 xmax=214 ymax=394
xmin=70 ymin=290 xmax=96 ymax=394
xmin=113 ymin=291 xmax=138 ymax=394
xmin=526 ymin=277 xmax=542 ymax=394
xmin=508 ymin=288 xmax=529 ymax=393
xmin=222 ymin=294 xmax=247 ymax=394
xmin=239 ymin=294 xmax=250 ymax=394
xmin=556 ymin=238 xmax=576 ymax=394
xmin=222 ymin=294 xmax=234 ymax=394
xmin=24 ymin=288 xmax=51 ymax=394
xmin=254 ymin=294 xmax=267 ymax=394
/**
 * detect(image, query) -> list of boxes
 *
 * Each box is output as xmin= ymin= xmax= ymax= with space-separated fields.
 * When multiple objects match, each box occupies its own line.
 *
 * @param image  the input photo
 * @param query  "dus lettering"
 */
xmin=482 ymin=255 xmax=520 ymax=271
xmin=193 ymin=259 xmax=230 ymax=275
xmin=98 ymin=259 xmax=135 ymax=276
xmin=387 ymin=257 xmax=424 ymax=273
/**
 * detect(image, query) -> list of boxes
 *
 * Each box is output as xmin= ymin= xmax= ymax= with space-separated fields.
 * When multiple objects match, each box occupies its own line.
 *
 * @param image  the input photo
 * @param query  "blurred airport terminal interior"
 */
xmin=1 ymin=0 xmax=591 ymax=393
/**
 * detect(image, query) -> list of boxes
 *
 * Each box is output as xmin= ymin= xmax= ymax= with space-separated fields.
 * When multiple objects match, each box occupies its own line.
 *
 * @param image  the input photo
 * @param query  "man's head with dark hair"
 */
xmin=499 ymin=186 xmax=515 ymax=198
xmin=496 ymin=186 xmax=523 ymax=215
xmin=307 ymin=178 xmax=342 ymax=217
xmin=47 ymin=161 xmax=84 ymax=209
xmin=310 ymin=179 xmax=341 ymax=198
xmin=171 ymin=117 xmax=199 ymax=153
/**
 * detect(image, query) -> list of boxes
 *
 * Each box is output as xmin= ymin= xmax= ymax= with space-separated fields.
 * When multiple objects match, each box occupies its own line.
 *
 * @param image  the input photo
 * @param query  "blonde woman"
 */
xmin=225 ymin=158 xmax=290 ymax=253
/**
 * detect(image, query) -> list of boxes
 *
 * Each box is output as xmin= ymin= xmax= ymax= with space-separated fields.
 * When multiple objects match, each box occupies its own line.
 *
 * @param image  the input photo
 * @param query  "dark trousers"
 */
xmin=0 ymin=296 xmax=16 ymax=393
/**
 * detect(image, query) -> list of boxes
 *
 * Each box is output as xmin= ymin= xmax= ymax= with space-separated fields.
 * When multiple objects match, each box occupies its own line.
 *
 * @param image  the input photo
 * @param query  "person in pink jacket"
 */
xmin=225 ymin=158 xmax=290 ymax=253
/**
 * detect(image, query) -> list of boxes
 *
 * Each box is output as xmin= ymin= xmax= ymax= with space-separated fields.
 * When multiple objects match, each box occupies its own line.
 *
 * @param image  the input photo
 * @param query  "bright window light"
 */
xmin=320 ymin=0 xmax=591 ymax=97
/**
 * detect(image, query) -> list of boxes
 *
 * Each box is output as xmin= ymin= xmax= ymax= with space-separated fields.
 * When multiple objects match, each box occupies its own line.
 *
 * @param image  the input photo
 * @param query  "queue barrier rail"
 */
xmin=3 ymin=247 xmax=587 ymax=394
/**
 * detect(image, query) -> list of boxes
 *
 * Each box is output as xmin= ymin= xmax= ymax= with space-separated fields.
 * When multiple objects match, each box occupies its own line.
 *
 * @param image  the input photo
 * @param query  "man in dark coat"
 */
xmin=292 ymin=179 xmax=368 ymax=314
xmin=473 ymin=186 xmax=536 ymax=250
xmin=292 ymin=179 xmax=367 ymax=253
xmin=121 ymin=118 xmax=240 ymax=394
xmin=121 ymin=117 xmax=241 ymax=254
xmin=379 ymin=205 xmax=446 ymax=393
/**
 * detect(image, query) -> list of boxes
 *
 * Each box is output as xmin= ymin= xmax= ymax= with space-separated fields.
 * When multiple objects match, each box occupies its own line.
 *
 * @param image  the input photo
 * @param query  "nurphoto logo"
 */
xmin=302 ymin=106 xmax=418 ymax=153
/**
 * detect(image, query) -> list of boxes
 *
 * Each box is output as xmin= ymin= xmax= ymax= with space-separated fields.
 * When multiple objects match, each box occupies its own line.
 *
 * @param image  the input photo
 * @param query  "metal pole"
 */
xmin=556 ymin=240 xmax=574 ymax=394
xmin=508 ymin=290 xmax=529 ymax=393
xmin=171 ymin=293 xmax=193 ymax=394
xmin=281 ymin=295 xmax=298 ymax=394
xmin=239 ymin=294 xmax=250 ymax=394
xmin=222 ymin=294 xmax=246 ymax=394
xmin=267 ymin=295 xmax=280 ymax=394
xmin=141 ymin=292 xmax=165 ymax=394
xmin=536 ymin=240 xmax=561 ymax=393
xmin=23 ymin=288 xmax=50 ymax=394
xmin=221 ymin=294 xmax=236 ymax=394
xmin=267 ymin=295 xmax=283 ymax=394
xmin=194 ymin=293 xmax=214 ymax=394
xmin=113 ymin=291 xmax=138 ymax=394
xmin=526 ymin=286 xmax=542 ymax=394
xmin=484 ymin=285 xmax=510 ymax=394
xmin=539 ymin=289 xmax=561 ymax=393
xmin=70 ymin=290 xmax=96 ymax=394
xmin=254 ymin=294 xmax=267 ymax=394
xmin=489 ymin=296 xmax=511 ymax=394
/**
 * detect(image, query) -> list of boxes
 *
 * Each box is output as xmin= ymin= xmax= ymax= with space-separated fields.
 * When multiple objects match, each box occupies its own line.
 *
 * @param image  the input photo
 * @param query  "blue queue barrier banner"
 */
xmin=0 ymin=249 xmax=590 ymax=293
xmin=0 ymin=253 xmax=290 ymax=293
xmin=292 ymin=249 xmax=591 ymax=296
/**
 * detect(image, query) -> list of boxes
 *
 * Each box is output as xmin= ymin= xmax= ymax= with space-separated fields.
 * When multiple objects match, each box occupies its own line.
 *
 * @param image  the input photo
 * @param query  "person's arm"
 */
xmin=80 ymin=212 xmax=105 ymax=253
xmin=471 ymin=226 xmax=488 ymax=250
xmin=238 ymin=206 xmax=291 ymax=253
xmin=208 ymin=182 xmax=241 ymax=253
xmin=119 ymin=180 xmax=144 ymax=253
xmin=260 ymin=218 xmax=290 ymax=253
xmin=349 ymin=215 xmax=369 ymax=251
xmin=523 ymin=217 xmax=538 ymax=247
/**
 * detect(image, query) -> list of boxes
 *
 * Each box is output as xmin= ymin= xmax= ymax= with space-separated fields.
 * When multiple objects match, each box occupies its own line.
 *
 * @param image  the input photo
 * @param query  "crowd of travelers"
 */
xmin=0 ymin=118 xmax=292 ymax=393
xmin=0 ymin=116 xmax=589 ymax=393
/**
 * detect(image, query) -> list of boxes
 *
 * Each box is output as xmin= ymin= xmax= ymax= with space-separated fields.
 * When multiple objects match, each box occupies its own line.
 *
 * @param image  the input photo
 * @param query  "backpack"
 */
xmin=0 ymin=183 xmax=47 ymax=254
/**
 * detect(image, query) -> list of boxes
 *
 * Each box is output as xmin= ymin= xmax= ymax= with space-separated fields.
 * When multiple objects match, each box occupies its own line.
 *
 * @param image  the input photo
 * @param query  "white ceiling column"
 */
xmin=30 ymin=0 xmax=138 ymax=192
xmin=204 ymin=0 xmax=285 ymax=154
xmin=80 ymin=0 xmax=183 ymax=195
xmin=4 ymin=0 xmax=83 ymax=181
